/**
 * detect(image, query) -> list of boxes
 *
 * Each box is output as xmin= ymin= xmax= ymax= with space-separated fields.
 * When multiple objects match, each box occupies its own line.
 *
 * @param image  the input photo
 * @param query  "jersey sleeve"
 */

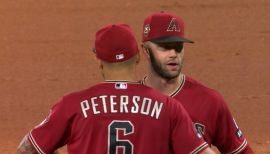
xmin=28 ymin=96 xmax=71 ymax=154
xmin=212 ymin=93 xmax=252 ymax=154
xmin=170 ymin=99 xmax=208 ymax=154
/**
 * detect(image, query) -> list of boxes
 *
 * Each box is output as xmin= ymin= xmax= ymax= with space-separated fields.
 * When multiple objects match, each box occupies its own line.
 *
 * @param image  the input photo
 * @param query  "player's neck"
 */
xmin=145 ymin=73 xmax=183 ymax=96
xmin=103 ymin=70 xmax=136 ymax=81
xmin=101 ymin=63 xmax=137 ymax=81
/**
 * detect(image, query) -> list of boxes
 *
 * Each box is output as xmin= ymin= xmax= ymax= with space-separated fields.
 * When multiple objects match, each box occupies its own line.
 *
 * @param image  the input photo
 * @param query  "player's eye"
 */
xmin=175 ymin=44 xmax=183 ymax=53
xmin=158 ymin=46 xmax=168 ymax=51
xmin=157 ymin=43 xmax=183 ymax=53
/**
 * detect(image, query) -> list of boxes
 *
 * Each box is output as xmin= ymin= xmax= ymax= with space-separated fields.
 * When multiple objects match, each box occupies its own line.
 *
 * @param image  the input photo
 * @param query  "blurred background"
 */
xmin=0 ymin=0 xmax=269 ymax=153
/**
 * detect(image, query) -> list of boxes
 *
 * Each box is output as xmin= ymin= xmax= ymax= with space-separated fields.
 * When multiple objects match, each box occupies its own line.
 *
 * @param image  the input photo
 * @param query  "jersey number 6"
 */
xmin=108 ymin=120 xmax=134 ymax=154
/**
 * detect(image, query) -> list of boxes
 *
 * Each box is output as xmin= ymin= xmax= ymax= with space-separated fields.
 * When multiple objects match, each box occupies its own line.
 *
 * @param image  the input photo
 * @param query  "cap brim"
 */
xmin=151 ymin=36 xmax=194 ymax=44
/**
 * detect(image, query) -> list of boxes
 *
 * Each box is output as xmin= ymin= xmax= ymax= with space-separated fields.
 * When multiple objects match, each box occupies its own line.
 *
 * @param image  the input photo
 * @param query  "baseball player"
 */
xmin=17 ymin=24 xmax=216 ymax=154
xmin=141 ymin=11 xmax=254 ymax=154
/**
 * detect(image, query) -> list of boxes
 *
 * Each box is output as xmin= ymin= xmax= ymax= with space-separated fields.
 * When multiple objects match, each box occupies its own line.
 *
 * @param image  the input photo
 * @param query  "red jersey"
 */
xmin=143 ymin=74 xmax=253 ymax=154
xmin=28 ymin=81 xmax=208 ymax=154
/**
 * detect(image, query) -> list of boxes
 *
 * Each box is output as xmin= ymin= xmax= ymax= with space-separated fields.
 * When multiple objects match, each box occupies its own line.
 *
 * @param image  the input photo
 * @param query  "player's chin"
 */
xmin=166 ymin=67 xmax=180 ymax=74
xmin=164 ymin=71 xmax=180 ymax=79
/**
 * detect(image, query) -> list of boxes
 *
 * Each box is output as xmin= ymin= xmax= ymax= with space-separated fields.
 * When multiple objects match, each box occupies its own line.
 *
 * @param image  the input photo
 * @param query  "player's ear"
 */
xmin=94 ymin=56 xmax=98 ymax=61
xmin=97 ymin=59 xmax=103 ymax=70
xmin=136 ymin=52 xmax=140 ymax=64
xmin=91 ymin=48 xmax=99 ymax=62
xmin=140 ymin=43 xmax=144 ymax=50
xmin=141 ymin=43 xmax=150 ymax=58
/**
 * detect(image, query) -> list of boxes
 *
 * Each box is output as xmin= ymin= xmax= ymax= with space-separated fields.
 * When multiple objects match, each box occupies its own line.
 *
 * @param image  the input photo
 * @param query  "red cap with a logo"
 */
xmin=142 ymin=11 xmax=194 ymax=43
xmin=94 ymin=24 xmax=139 ymax=63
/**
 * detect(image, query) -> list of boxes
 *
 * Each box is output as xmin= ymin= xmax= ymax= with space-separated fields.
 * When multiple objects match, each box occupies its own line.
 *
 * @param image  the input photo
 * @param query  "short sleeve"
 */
xmin=28 ymin=97 xmax=71 ymax=154
xmin=213 ymin=95 xmax=248 ymax=153
xmin=170 ymin=99 xmax=208 ymax=154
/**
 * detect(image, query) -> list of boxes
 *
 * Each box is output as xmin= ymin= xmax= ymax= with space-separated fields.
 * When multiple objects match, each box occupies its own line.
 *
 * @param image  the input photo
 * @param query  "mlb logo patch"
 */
xmin=116 ymin=54 xmax=124 ymax=60
xmin=115 ymin=82 xmax=127 ymax=89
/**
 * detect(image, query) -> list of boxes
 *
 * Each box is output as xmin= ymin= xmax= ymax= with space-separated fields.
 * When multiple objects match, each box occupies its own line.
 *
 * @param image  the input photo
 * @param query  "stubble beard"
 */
xmin=148 ymin=50 xmax=183 ymax=80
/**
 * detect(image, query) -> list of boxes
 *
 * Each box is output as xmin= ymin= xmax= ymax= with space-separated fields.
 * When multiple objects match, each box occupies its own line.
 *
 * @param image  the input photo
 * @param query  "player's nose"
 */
xmin=168 ymin=49 xmax=178 ymax=58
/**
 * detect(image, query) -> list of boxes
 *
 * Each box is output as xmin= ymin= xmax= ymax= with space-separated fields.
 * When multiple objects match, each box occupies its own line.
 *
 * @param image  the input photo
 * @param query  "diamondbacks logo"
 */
xmin=194 ymin=123 xmax=205 ymax=139
xmin=144 ymin=24 xmax=150 ymax=37
xmin=167 ymin=18 xmax=180 ymax=32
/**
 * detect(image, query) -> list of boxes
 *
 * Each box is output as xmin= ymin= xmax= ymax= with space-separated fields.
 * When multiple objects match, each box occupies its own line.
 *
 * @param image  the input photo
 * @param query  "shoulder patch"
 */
xmin=194 ymin=123 xmax=205 ymax=139
xmin=233 ymin=118 xmax=243 ymax=138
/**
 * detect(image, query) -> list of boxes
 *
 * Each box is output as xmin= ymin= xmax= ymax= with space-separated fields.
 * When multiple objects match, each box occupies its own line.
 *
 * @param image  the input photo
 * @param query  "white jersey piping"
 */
xmin=28 ymin=131 xmax=45 ymax=154
xmin=228 ymin=139 xmax=248 ymax=154
xmin=141 ymin=74 xmax=185 ymax=97
xmin=190 ymin=142 xmax=208 ymax=154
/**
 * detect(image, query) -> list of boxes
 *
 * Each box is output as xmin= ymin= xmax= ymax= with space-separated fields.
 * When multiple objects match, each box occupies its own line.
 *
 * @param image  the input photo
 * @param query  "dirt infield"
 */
xmin=1 ymin=0 xmax=269 ymax=153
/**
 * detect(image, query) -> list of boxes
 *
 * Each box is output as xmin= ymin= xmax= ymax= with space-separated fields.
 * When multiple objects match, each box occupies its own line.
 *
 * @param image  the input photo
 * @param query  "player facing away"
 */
xmin=17 ymin=24 xmax=217 ymax=154
xmin=140 ymin=11 xmax=254 ymax=154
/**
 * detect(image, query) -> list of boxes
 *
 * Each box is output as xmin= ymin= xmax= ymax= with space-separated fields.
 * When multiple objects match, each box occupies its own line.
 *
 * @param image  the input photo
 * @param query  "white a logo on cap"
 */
xmin=116 ymin=54 xmax=124 ymax=60
xmin=167 ymin=18 xmax=180 ymax=32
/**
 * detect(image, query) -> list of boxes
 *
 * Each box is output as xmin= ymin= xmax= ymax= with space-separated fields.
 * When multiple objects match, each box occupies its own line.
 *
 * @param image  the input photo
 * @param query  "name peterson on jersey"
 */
xmin=80 ymin=95 xmax=164 ymax=119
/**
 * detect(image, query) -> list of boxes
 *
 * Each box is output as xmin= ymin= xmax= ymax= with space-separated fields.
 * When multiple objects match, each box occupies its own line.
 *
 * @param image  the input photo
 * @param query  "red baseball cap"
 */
xmin=94 ymin=24 xmax=139 ymax=63
xmin=142 ymin=11 xmax=194 ymax=43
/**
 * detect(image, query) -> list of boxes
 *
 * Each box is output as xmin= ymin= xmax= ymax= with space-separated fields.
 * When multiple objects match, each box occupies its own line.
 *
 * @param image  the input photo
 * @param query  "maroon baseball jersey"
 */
xmin=28 ymin=81 xmax=208 ymax=154
xmin=143 ymin=74 xmax=252 ymax=154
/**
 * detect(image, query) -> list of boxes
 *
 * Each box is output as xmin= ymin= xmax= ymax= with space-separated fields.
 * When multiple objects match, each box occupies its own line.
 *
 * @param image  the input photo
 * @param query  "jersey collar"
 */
xmin=142 ymin=74 xmax=186 ymax=97
xmin=104 ymin=80 xmax=141 ymax=84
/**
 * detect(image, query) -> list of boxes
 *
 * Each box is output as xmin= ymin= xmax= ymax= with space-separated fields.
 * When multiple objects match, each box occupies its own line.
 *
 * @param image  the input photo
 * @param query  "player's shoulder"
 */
xmin=54 ymin=82 xmax=105 ymax=106
xmin=62 ymin=81 xmax=166 ymax=100
xmin=64 ymin=83 xmax=101 ymax=96
xmin=184 ymin=75 xmax=225 ymax=103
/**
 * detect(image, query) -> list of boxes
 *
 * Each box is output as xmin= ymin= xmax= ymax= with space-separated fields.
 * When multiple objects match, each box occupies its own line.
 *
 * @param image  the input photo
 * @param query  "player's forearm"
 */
xmin=17 ymin=135 xmax=60 ymax=154
xmin=17 ymin=135 xmax=38 ymax=154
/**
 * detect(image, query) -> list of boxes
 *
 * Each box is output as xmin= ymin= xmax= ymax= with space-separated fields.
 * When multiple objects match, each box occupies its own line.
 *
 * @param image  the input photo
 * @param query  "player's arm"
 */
xmin=212 ymin=92 xmax=253 ymax=153
xmin=17 ymin=135 xmax=37 ymax=154
xmin=170 ymin=98 xmax=216 ymax=154
xmin=17 ymin=135 xmax=60 ymax=154
xmin=238 ymin=145 xmax=254 ymax=154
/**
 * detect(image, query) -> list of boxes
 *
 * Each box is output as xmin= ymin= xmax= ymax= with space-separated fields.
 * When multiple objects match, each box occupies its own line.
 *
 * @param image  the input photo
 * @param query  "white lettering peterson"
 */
xmin=80 ymin=95 xmax=163 ymax=119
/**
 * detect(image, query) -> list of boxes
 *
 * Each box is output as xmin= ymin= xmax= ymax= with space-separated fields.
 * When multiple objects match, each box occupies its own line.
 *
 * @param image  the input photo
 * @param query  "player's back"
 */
xmin=63 ymin=81 xmax=205 ymax=154
xmin=29 ymin=81 xmax=207 ymax=154
xmin=67 ymin=81 xmax=170 ymax=154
